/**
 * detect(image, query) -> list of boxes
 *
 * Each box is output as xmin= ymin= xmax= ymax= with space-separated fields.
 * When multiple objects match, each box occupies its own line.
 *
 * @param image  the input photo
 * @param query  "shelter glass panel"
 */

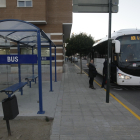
xmin=21 ymin=48 xmax=50 ymax=65
xmin=0 ymin=48 xmax=10 ymax=55
xmin=41 ymin=48 xmax=50 ymax=65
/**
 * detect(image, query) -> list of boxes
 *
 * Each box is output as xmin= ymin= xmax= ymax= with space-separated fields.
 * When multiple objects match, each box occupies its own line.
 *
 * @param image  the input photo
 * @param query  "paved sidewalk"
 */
xmin=0 ymin=62 xmax=140 ymax=140
xmin=50 ymin=62 xmax=140 ymax=140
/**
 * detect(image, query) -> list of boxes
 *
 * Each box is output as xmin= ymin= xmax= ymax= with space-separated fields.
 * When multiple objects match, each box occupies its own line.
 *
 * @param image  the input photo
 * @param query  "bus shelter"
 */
xmin=0 ymin=19 xmax=57 ymax=114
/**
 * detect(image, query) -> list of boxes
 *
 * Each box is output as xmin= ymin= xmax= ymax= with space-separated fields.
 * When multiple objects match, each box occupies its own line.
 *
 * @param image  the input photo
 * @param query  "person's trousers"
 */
xmin=89 ymin=77 xmax=94 ymax=86
xmin=102 ymin=75 xmax=107 ymax=87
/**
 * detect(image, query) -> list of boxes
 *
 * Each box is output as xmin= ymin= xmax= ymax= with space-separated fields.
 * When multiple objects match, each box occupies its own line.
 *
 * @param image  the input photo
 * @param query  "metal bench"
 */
xmin=0 ymin=82 xmax=27 ymax=97
xmin=25 ymin=75 xmax=38 ymax=88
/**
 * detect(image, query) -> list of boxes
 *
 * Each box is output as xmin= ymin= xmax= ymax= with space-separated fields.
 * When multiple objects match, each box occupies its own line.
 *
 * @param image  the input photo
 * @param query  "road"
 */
xmin=73 ymin=59 xmax=140 ymax=112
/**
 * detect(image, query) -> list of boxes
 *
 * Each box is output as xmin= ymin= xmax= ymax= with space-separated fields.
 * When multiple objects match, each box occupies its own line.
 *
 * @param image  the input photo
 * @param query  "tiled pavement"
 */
xmin=0 ymin=61 xmax=140 ymax=140
xmin=50 ymin=62 xmax=140 ymax=140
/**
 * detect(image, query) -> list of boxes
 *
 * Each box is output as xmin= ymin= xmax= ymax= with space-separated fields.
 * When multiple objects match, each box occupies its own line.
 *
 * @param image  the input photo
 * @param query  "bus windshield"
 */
xmin=117 ymin=35 xmax=140 ymax=63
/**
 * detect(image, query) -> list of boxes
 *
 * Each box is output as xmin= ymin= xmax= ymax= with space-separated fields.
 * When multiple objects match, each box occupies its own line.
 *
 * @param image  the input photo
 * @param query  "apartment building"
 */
xmin=0 ymin=0 xmax=72 ymax=73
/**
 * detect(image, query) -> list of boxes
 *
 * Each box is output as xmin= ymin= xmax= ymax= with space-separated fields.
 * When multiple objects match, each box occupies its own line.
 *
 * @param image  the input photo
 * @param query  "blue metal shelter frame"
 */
xmin=0 ymin=19 xmax=57 ymax=114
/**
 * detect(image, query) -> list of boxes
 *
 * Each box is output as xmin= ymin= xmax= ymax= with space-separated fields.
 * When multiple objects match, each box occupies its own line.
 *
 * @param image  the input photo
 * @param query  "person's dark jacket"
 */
xmin=103 ymin=60 xmax=107 ymax=76
xmin=89 ymin=63 xmax=97 ymax=78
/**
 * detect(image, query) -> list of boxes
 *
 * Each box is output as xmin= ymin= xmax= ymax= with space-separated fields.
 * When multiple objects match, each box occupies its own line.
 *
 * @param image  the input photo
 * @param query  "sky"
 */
xmin=71 ymin=0 xmax=140 ymax=40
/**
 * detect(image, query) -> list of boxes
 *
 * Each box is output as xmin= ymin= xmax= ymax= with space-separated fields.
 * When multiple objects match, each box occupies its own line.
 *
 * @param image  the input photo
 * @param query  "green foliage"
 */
xmin=75 ymin=33 xmax=94 ymax=56
xmin=66 ymin=34 xmax=77 ymax=56
xmin=66 ymin=45 xmax=72 ymax=57
xmin=66 ymin=33 xmax=94 ymax=57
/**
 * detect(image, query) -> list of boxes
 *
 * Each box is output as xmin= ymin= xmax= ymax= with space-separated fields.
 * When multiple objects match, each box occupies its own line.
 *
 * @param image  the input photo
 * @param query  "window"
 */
xmin=0 ymin=0 xmax=6 ymax=7
xmin=17 ymin=0 xmax=32 ymax=7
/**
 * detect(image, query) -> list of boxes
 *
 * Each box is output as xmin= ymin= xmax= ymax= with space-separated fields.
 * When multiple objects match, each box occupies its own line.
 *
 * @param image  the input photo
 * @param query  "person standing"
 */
xmin=101 ymin=59 xmax=107 ymax=88
xmin=88 ymin=59 xmax=97 ymax=89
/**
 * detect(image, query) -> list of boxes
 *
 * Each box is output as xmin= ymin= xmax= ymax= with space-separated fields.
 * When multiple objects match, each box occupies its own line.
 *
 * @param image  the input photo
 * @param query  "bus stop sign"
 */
xmin=73 ymin=0 xmax=119 ymax=13
xmin=0 ymin=55 xmax=37 ymax=64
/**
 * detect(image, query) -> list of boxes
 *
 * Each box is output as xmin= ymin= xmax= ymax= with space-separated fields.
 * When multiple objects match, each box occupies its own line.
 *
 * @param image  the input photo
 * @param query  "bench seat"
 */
xmin=25 ymin=75 xmax=38 ymax=81
xmin=1 ymin=82 xmax=27 ymax=97
xmin=25 ymin=75 xmax=38 ymax=88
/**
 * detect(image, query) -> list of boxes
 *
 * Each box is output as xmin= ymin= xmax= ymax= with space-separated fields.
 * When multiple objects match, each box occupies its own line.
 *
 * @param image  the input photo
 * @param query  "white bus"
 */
xmin=92 ymin=29 xmax=140 ymax=85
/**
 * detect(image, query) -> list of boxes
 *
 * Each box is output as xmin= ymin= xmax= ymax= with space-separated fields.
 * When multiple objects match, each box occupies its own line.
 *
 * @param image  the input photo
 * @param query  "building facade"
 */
xmin=0 ymin=0 xmax=72 ymax=73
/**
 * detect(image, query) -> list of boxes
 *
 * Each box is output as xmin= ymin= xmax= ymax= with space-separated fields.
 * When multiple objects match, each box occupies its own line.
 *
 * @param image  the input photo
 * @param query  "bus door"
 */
xmin=111 ymin=45 xmax=117 ymax=83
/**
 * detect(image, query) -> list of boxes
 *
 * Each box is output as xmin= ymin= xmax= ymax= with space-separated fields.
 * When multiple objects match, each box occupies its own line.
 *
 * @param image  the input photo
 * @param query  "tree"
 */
xmin=66 ymin=33 xmax=94 ymax=73
xmin=66 ymin=35 xmax=77 ymax=63
xmin=66 ymin=44 xmax=72 ymax=62
xmin=74 ymin=33 xmax=94 ymax=73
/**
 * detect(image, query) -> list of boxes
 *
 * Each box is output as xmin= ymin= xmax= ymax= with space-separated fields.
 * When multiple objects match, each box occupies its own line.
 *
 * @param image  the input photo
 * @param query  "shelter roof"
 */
xmin=0 ymin=19 xmax=56 ymax=47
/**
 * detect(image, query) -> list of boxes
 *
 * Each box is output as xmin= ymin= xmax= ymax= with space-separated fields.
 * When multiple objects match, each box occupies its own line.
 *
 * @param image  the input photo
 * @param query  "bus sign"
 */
xmin=41 ymin=57 xmax=55 ymax=60
xmin=0 ymin=55 xmax=37 ymax=64
xmin=131 ymin=36 xmax=140 ymax=40
xmin=73 ymin=0 xmax=119 ymax=13
xmin=73 ymin=0 xmax=119 ymax=5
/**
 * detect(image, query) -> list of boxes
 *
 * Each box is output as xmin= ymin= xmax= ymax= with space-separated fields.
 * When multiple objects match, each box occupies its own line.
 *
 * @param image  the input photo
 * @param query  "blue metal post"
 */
xmin=32 ymin=47 xmax=34 ymax=76
xmin=32 ymin=47 xmax=34 ymax=82
xmin=37 ymin=30 xmax=45 ymax=114
xmin=29 ymin=81 xmax=31 ymax=88
xmin=54 ymin=47 xmax=57 ymax=82
xmin=18 ymin=43 xmax=22 ymax=95
xmin=50 ymin=42 xmax=53 ymax=92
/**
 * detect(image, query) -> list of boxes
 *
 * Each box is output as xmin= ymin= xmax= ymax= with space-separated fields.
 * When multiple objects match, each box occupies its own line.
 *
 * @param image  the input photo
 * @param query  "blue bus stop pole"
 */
xmin=32 ymin=47 xmax=34 ymax=76
xmin=54 ymin=46 xmax=57 ymax=82
xmin=18 ymin=43 xmax=22 ymax=94
xmin=49 ymin=42 xmax=53 ymax=92
xmin=32 ymin=47 xmax=34 ymax=83
xmin=37 ymin=30 xmax=45 ymax=114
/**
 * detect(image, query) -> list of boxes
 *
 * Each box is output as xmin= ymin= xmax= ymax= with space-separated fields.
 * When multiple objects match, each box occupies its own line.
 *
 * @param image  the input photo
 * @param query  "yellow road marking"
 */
xmin=110 ymin=94 xmax=140 ymax=120
xmin=74 ymin=63 xmax=140 ymax=120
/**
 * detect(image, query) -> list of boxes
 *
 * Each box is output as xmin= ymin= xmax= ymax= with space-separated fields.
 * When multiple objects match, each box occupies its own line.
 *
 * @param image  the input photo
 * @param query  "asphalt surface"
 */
xmin=74 ymin=59 xmax=140 ymax=111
